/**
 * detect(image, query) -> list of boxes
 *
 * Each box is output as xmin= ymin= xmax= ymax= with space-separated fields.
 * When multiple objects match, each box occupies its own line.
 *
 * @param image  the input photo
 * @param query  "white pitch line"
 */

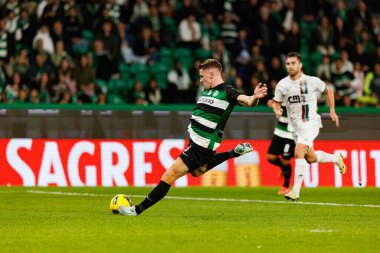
xmin=309 ymin=229 xmax=334 ymax=233
xmin=25 ymin=190 xmax=380 ymax=209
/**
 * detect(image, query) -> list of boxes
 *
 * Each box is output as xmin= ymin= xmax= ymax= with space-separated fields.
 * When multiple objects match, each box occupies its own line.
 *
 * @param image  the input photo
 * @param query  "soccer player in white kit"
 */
xmin=272 ymin=52 xmax=346 ymax=201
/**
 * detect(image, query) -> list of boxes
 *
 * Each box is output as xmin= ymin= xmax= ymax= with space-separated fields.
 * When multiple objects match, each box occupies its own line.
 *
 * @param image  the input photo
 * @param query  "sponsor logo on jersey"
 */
xmin=287 ymin=95 xmax=306 ymax=104
xmin=198 ymin=97 xmax=215 ymax=104
xmin=288 ymin=95 xmax=300 ymax=104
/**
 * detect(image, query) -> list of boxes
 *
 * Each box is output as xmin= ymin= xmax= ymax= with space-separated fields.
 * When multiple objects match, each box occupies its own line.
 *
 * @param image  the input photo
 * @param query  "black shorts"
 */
xmin=268 ymin=135 xmax=295 ymax=160
xmin=179 ymin=139 xmax=216 ymax=172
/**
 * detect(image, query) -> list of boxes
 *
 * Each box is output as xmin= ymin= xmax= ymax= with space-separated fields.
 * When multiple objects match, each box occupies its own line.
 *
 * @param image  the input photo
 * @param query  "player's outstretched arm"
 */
xmin=237 ymin=83 xmax=267 ymax=107
xmin=325 ymin=86 xmax=339 ymax=127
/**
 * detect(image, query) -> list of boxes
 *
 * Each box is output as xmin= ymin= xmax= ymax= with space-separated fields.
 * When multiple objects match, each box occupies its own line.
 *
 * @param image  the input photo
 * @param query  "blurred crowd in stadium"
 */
xmin=0 ymin=0 xmax=379 ymax=106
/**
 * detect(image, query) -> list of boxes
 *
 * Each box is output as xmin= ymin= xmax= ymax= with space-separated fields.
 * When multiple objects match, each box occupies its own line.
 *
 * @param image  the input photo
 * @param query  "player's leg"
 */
xmin=281 ymin=139 xmax=295 ymax=191
xmin=286 ymin=126 xmax=319 ymax=200
xmin=306 ymin=149 xmax=346 ymax=174
xmin=267 ymin=136 xmax=292 ymax=194
xmin=119 ymin=157 xmax=189 ymax=216
xmin=279 ymin=158 xmax=292 ymax=190
xmin=285 ymin=143 xmax=308 ymax=200
xmin=202 ymin=142 xmax=253 ymax=173
xmin=119 ymin=140 xmax=213 ymax=216
xmin=267 ymin=136 xmax=286 ymax=167
xmin=267 ymin=153 xmax=282 ymax=166
xmin=267 ymin=153 xmax=289 ymax=193
xmin=135 ymin=158 xmax=188 ymax=214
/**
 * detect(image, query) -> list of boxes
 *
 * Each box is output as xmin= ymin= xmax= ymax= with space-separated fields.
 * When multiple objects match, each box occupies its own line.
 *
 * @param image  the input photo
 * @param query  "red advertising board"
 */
xmin=0 ymin=139 xmax=379 ymax=187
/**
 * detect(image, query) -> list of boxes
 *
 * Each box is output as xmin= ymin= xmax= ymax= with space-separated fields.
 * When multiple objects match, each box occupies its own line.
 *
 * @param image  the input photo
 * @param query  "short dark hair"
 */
xmin=286 ymin=52 xmax=302 ymax=62
xmin=199 ymin=59 xmax=222 ymax=72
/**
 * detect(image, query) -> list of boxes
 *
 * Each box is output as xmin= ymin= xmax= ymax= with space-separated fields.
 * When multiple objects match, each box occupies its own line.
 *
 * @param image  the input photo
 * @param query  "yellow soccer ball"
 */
xmin=110 ymin=194 xmax=132 ymax=214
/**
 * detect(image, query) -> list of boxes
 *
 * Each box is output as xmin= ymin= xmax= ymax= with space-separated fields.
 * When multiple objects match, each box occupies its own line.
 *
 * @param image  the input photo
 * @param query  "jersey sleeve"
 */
xmin=311 ymin=76 xmax=326 ymax=93
xmin=273 ymin=82 xmax=284 ymax=102
xmin=225 ymin=85 xmax=242 ymax=104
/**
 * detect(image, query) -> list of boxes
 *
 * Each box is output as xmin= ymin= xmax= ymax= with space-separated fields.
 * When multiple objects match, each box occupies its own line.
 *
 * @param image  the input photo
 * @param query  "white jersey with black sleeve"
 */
xmin=273 ymin=74 xmax=326 ymax=132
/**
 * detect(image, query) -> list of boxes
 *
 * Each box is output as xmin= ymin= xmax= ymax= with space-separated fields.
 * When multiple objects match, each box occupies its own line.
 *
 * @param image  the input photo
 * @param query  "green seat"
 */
xmin=300 ymin=38 xmax=309 ymax=56
xmin=82 ymin=29 xmax=94 ymax=44
xmin=155 ymin=76 xmax=168 ymax=89
xmin=300 ymin=20 xmax=317 ymax=43
xmin=120 ymin=71 xmax=131 ymax=83
xmin=174 ymin=48 xmax=192 ymax=58
xmin=134 ymin=73 xmax=151 ymax=87
xmin=301 ymin=59 xmax=313 ymax=75
xmin=195 ymin=48 xmax=212 ymax=61
xmin=159 ymin=47 xmax=174 ymax=69
xmin=108 ymin=78 xmax=123 ymax=90
xmin=311 ymin=51 xmax=322 ymax=63
xmin=72 ymin=44 xmax=87 ymax=56
xmin=130 ymin=63 xmax=150 ymax=74
xmin=159 ymin=47 xmax=172 ymax=58
xmin=108 ymin=78 xmax=129 ymax=98
xmin=91 ymin=94 xmax=98 ymax=103
xmin=159 ymin=56 xmax=174 ymax=69
xmin=330 ymin=52 xmax=341 ymax=61
xmin=119 ymin=63 xmax=130 ymax=73
xmin=174 ymin=48 xmax=193 ymax=70
xmin=130 ymin=64 xmax=150 ymax=86
xmin=120 ymin=72 xmax=134 ymax=89
xmin=162 ymin=17 xmax=177 ymax=36
xmin=151 ymin=63 xmax=169 ymax=74
xmin=119 ymin=63 xmax=131 ymax=82
xmin=151 ymin=63 xmax=169 ymax=89
xmin=310 ymin=52 xmax=323 ymax=75
xmin=96 ymin=79 xmax=108 ymax=94
xmin=107 ymin=94 xmax=126 ymax=104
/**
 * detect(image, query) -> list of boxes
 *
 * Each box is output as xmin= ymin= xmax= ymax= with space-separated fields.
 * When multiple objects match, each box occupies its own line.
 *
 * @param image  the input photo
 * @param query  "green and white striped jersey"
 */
xmin=188 ymin=83 xmax=241 ymax=151
xmin=274 ymin=105 xmax=293 ymax=140
xmin=0 ymin=32 xmax=9 ymax=60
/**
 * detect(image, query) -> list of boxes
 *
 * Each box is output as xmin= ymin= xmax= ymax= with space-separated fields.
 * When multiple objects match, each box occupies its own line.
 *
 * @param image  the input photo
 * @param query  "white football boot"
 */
xmin=285 ymin=190 xmax=300 ymax=201
xmin=234 ymin=143 xmax=253 ymax=156
xmin=336 ymin=154 xmax=346 ymax=174
xmin=118 ymin=206 xmax=138 ymax=216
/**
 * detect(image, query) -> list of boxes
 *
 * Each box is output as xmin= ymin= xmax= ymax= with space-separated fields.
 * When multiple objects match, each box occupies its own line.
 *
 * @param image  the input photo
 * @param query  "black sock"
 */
xmin=281 ymin=164 xmax=292 ymax=187
xmin=205 ymin=151 xmax=234 ymax=172
xmin=135 ymin=180 xmax=171 ymax=214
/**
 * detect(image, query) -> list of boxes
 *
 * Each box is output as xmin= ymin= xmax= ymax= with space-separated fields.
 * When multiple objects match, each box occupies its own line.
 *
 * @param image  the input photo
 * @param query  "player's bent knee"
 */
xmin=267 ymin=154 xmax=277 ymax=162
xmin=190 ymin=166 xmax=206 ymax=177
xmin=305 ymin=156 xmax=317 ymax=164
xmin=190 ymin=170 xmax=202 ymax=177
xmin=294 ymin=149 xmax=305 ymax=159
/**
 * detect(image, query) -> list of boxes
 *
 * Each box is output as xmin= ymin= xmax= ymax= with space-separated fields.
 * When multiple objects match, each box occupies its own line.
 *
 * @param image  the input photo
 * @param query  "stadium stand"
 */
xmin=0 ymin=0 xmax=379 ymax=107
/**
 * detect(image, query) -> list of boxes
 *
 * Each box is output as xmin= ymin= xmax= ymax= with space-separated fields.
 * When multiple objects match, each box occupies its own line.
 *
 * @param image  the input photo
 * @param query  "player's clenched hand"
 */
xmin=274 ymin=107 xmax=283 ymax=119
xmin=330 ymin=111 xmax=339 ymax=127
xmin=254 ymin=83 xmax=268 ymax=98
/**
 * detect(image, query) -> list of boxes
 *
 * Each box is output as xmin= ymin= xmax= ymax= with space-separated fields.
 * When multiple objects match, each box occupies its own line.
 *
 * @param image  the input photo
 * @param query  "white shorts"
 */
xmin=291 ymin=123 xmax=320 ymax=147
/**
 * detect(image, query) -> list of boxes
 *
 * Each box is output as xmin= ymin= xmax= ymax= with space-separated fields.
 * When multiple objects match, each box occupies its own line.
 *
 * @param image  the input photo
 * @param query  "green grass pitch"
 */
xmin=1 ymin=187 xmax=380 ymax=253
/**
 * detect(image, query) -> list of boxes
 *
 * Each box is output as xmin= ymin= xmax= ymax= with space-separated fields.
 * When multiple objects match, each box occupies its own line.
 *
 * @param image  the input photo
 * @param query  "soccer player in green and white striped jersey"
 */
xmin=267 ymin=100 xmax=295 ymax=195
xmin=119 ymin=59 xmax=268 ymax=216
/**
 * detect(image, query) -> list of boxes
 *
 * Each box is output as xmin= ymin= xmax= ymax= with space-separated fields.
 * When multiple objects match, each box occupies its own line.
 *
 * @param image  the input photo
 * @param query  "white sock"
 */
xmin=292 ymin=159 xmax=308 ymax=194
xmin=315 ymin=151 xmax=339 ymax=163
